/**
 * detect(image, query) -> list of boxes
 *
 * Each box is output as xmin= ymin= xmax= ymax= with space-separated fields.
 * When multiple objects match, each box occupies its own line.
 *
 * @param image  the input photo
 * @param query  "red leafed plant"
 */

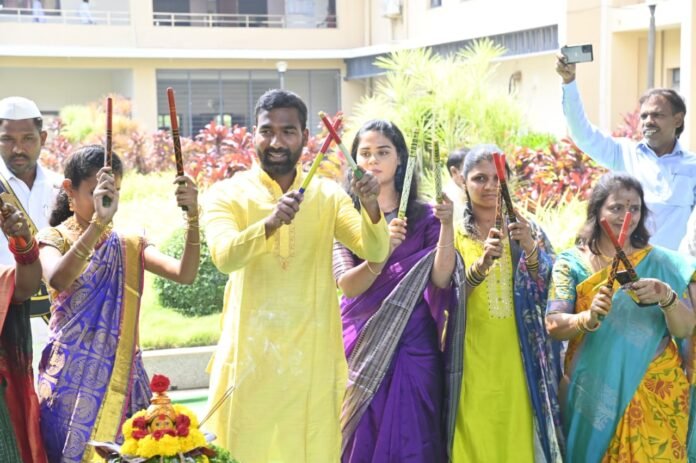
xmin=612 ymin=107 xmax=642 ymax=141
xmin=40 ymin=118 xmax=74 ymax=172
xmin=511 ymin=137 xmax=606 ymax=209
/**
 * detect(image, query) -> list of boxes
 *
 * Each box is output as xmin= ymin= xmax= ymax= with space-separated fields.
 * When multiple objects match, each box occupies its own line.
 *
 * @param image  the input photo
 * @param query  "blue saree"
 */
xmin=36 ymin=229 xmax=151 ymax=463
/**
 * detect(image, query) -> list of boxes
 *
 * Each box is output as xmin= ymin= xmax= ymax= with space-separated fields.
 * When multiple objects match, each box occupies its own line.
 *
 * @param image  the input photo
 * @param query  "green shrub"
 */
xmin=153 ymin=227 xmax=227 ymax=317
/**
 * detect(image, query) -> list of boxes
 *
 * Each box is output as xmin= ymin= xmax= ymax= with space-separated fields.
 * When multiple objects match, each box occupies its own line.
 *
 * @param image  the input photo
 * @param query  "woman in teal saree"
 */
xmin=546 ymin=173 xmax=696 ymax=463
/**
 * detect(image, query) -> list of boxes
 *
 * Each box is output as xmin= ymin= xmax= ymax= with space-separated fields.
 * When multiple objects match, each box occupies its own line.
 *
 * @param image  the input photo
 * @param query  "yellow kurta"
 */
xmin=203 ymin=165 xmax=389 ymax=463
xmin=452 ymin=232 xmax=535 ymax=463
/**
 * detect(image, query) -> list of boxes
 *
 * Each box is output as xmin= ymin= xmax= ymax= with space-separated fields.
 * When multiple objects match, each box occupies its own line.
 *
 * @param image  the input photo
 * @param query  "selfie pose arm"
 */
xmin=556 ymin=52 xmax=626 ymax=170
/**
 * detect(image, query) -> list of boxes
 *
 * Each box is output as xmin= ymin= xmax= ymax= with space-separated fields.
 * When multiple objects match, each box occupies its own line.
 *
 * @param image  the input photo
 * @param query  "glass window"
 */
xmin=157 ymin=69 xmax=340 ymax=136
xmin=672 ymin=68 xmax=680 ymax=92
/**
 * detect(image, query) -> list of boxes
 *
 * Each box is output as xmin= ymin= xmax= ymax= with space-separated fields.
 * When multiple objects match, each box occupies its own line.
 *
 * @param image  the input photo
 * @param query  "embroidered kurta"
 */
xmin=203 ymin=165 xmax=389 ymax=463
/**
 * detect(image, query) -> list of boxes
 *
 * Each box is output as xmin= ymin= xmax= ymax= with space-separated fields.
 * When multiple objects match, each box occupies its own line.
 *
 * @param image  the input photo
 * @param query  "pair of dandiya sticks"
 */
xmin=102 ymin=89 xmax=188 ymax=211
xmin=597 ymin=211 xmax=644 ymax=319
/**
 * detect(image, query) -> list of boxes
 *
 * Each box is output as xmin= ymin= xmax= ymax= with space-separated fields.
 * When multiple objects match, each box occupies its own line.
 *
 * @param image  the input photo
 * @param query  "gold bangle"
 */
xmin=71 ymin=244 xmax=92 ymax=261
xmin=365 ymin=262 xmax=382 ymax=276
xmin=186 ymin=241 xmax=201 ymax=246
xmin=13 ymin=238 xmax=37 ymax=254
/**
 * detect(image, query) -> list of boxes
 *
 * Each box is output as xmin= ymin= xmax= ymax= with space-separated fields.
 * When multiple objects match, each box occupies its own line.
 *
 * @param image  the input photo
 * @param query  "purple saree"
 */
xmin=334 ymin=207 xmax=453 ymax=463
xmin=36 ymin=230 xmax=151 ymax=463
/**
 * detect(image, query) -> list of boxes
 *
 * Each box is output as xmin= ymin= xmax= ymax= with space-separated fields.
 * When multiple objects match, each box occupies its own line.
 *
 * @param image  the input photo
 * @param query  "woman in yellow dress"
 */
xmin=448 ymin=144 xmax=563 ymax=462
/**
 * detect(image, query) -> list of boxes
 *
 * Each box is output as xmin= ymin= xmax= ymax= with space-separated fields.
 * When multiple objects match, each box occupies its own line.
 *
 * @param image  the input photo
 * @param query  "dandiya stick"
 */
xmin=397 ymin=129 xmax=420 ymax=219
xmin=103 ymin=97 xmax=113 ymax=207
xmin=299 ymin=115 xmax=343 ymax=194
xmin=319 ymin=111 xmax=363 ymax=180
xmin=167 ymin=87 xmax=188 ymax=211
xmin=433 ymin=140 xmax=443 ymax=202
xmin=492 ymin=152 xmax=517 ymax=225
xmin=600 ymin=215 xmax=638 ymax=282
xmin=599 ymin=212 xmax=632 ymax=320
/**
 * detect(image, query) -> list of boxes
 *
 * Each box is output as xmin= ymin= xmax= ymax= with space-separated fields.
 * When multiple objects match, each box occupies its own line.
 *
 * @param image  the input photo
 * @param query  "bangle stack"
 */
xmin=466 ymin=262 xmax=488 ymax=287
xmin=526 ymin=243 xmax=539 ymax=272
xmin=71 ymin=241 xmax=94 ymax=261
xmin=574 ymin=311 xmax=600 ymax=334
xmin=10 ymin=238 xmax=39 ymax=266
xmin=659 ymin=290 xmax=678 ymax=314
xmin=185 ymin=210 xmax=201 ymax=246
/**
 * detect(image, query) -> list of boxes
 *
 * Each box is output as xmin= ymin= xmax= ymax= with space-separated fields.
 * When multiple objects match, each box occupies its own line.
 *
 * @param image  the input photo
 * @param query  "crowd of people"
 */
xmin=0 ymin=52 xmax=695 ymax=463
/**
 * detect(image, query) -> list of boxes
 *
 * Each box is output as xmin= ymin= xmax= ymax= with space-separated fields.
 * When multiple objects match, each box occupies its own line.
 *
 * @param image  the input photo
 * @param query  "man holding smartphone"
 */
xmin=556 ymin=52 xmax=696 ymax=250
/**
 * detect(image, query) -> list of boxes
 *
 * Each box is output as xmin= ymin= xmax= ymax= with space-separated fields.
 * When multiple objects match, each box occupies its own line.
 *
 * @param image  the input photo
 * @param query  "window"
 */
xmin=430 ymin=0 xmax=442 ymax=7
xmin=671 ymin=68 xmax=680 ymax=92
xmin=157 ymin=69 xmax=341 ymax=137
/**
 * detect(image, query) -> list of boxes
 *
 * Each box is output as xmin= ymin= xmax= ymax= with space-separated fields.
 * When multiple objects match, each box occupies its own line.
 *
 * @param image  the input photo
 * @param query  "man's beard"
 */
xmin=259 ymin=147 xmax=301 ymax=176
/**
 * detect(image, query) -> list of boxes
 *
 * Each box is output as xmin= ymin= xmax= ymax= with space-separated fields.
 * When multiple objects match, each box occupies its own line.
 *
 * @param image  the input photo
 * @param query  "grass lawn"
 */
xmin=118 ymin=172 xmax=221 ymax=350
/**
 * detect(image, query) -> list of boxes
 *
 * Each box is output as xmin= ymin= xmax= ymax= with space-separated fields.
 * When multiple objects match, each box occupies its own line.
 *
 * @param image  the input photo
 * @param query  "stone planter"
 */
xmin=142 ymin=345 xmax=215 ymax=390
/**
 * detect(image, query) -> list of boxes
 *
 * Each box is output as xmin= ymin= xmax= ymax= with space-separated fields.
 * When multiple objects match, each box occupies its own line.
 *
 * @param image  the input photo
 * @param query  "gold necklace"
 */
xmin=61 ymin=215 xmax=113 ymax=245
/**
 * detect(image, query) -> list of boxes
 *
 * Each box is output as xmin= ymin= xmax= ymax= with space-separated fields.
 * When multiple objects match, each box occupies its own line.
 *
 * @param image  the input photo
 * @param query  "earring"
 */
xmin=68 ymin=197 xmax=74 ymax=212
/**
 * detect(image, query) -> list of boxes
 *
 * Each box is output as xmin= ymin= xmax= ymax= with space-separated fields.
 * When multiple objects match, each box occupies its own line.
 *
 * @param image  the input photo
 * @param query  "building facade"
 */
xmin=0 ymin=0 xmax=692 ymax=147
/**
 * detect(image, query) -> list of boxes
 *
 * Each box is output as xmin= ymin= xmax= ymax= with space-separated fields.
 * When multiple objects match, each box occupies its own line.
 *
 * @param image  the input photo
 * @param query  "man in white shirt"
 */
xmin=0 ymin=96 xmax=62 ymax=362
xmin=556 ymin=55 xmax=696 ymax=250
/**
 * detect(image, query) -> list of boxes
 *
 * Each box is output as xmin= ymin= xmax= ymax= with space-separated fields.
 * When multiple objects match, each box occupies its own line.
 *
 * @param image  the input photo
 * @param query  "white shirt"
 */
xmin=0 ymin=159 xmax=62 ymax=265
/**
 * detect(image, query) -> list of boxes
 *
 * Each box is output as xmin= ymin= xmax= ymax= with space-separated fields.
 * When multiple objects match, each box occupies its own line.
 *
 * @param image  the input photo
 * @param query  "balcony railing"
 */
xmin=0 ymin=7 xmax=130 ymax=25
xmin=152 ymin=12 xmax=337 ymax=29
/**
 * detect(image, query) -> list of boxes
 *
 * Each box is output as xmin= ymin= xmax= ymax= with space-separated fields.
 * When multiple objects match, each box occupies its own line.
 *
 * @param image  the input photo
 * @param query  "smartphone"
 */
xmin=561 ymin=44 xmax=594 ymax=64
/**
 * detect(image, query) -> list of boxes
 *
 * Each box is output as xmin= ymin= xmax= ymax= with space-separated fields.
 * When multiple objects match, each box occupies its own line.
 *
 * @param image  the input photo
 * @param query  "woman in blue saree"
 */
xmin=546 ymin=172 xmax=696 ymax=463
xmin=35 ymin=145 xmax=201 ymax=463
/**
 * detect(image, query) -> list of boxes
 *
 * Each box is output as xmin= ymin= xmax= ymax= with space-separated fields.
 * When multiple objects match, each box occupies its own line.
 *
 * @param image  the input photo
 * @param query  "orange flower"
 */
xmin=644 ymin=377 xmax=674 ymax=399
xmin=627 ymin=400 xmax=644 ymax=428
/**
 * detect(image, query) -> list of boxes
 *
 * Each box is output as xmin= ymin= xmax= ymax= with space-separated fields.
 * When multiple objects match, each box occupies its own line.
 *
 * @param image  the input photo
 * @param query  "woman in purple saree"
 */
xmin=333 ymin=120 xmax=458 ymax=463
xmin=35 ymin=145 xmax=201 ymax=463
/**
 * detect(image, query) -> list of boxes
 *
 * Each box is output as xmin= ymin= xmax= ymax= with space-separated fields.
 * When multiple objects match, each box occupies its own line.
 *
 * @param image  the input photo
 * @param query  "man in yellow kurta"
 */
xmin=203 ymin=89 xmax=389 ymax=463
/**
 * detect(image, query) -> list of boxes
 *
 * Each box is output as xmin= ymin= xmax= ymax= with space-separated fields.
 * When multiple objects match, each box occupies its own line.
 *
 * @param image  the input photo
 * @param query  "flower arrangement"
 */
xmin=92 ymin=375 xmax=238 ymax=463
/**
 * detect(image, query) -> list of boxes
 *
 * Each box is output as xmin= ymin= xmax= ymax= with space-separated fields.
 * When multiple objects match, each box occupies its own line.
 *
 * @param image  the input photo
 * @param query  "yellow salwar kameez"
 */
xmin=203 ymin=165 xmax=389 ymax=463
xmin=452 ymin=233 xmax=535 ymax=463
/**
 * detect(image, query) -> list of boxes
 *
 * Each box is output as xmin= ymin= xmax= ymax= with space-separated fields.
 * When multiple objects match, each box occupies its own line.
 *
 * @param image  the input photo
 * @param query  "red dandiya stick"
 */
xmin=299 ymin=115 xmax=343 ymax=194
xmin=600 ymin=216 xmax=638 ymax=281
xmin=103 ymin=97 xmax=113 ymax=207
xmin=492 ymin=152 xmax=517 ymax=225
xmin=600 ymin=212 xmax=634 ymax=318
xmin=167 ymin=87 xmax=188 ymax=211
xmin=319 ymin=111 xmax=363 ymax=180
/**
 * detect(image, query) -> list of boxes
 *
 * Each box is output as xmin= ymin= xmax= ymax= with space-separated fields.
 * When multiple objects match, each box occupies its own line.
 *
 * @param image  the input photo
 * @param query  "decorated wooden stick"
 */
xmin=493 ymin=152 xmax=517 ymax=225
xmin=103 ymin=97 xmax=113 ymax=207
xmin=319 ymin=111 xmax=363 ymax=180
xmin=491 ymin=185 xmax=504 ymax=260
xmin=397 ymin=129 xmax=420 ymax=219
xmin=299 ymin=115 xmax=343 ymax=194
xmin=167 ymin=87 xmax=188 ymax=211
xmin=600 ymin=215 xmax=638 ymax=282
xmin=599 ymin=212 xmax=632 ymax=319
xmin=433 ymin=140 xmax=443 ymax=202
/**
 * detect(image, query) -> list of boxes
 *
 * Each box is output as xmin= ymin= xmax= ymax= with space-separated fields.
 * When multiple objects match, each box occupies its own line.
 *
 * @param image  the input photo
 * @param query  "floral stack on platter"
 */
xmin=91 ymin=374 xmax=238 ymax=463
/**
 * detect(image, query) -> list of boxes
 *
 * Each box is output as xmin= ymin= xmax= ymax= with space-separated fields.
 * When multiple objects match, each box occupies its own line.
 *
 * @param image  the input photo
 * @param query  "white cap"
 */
xmin=0 ymin=96 xmax=42 ymax=120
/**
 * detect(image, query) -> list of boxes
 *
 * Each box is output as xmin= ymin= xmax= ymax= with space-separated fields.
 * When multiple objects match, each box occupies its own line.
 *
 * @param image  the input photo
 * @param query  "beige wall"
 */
xmin=490 ymin=54 xmax=566 ymax=136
